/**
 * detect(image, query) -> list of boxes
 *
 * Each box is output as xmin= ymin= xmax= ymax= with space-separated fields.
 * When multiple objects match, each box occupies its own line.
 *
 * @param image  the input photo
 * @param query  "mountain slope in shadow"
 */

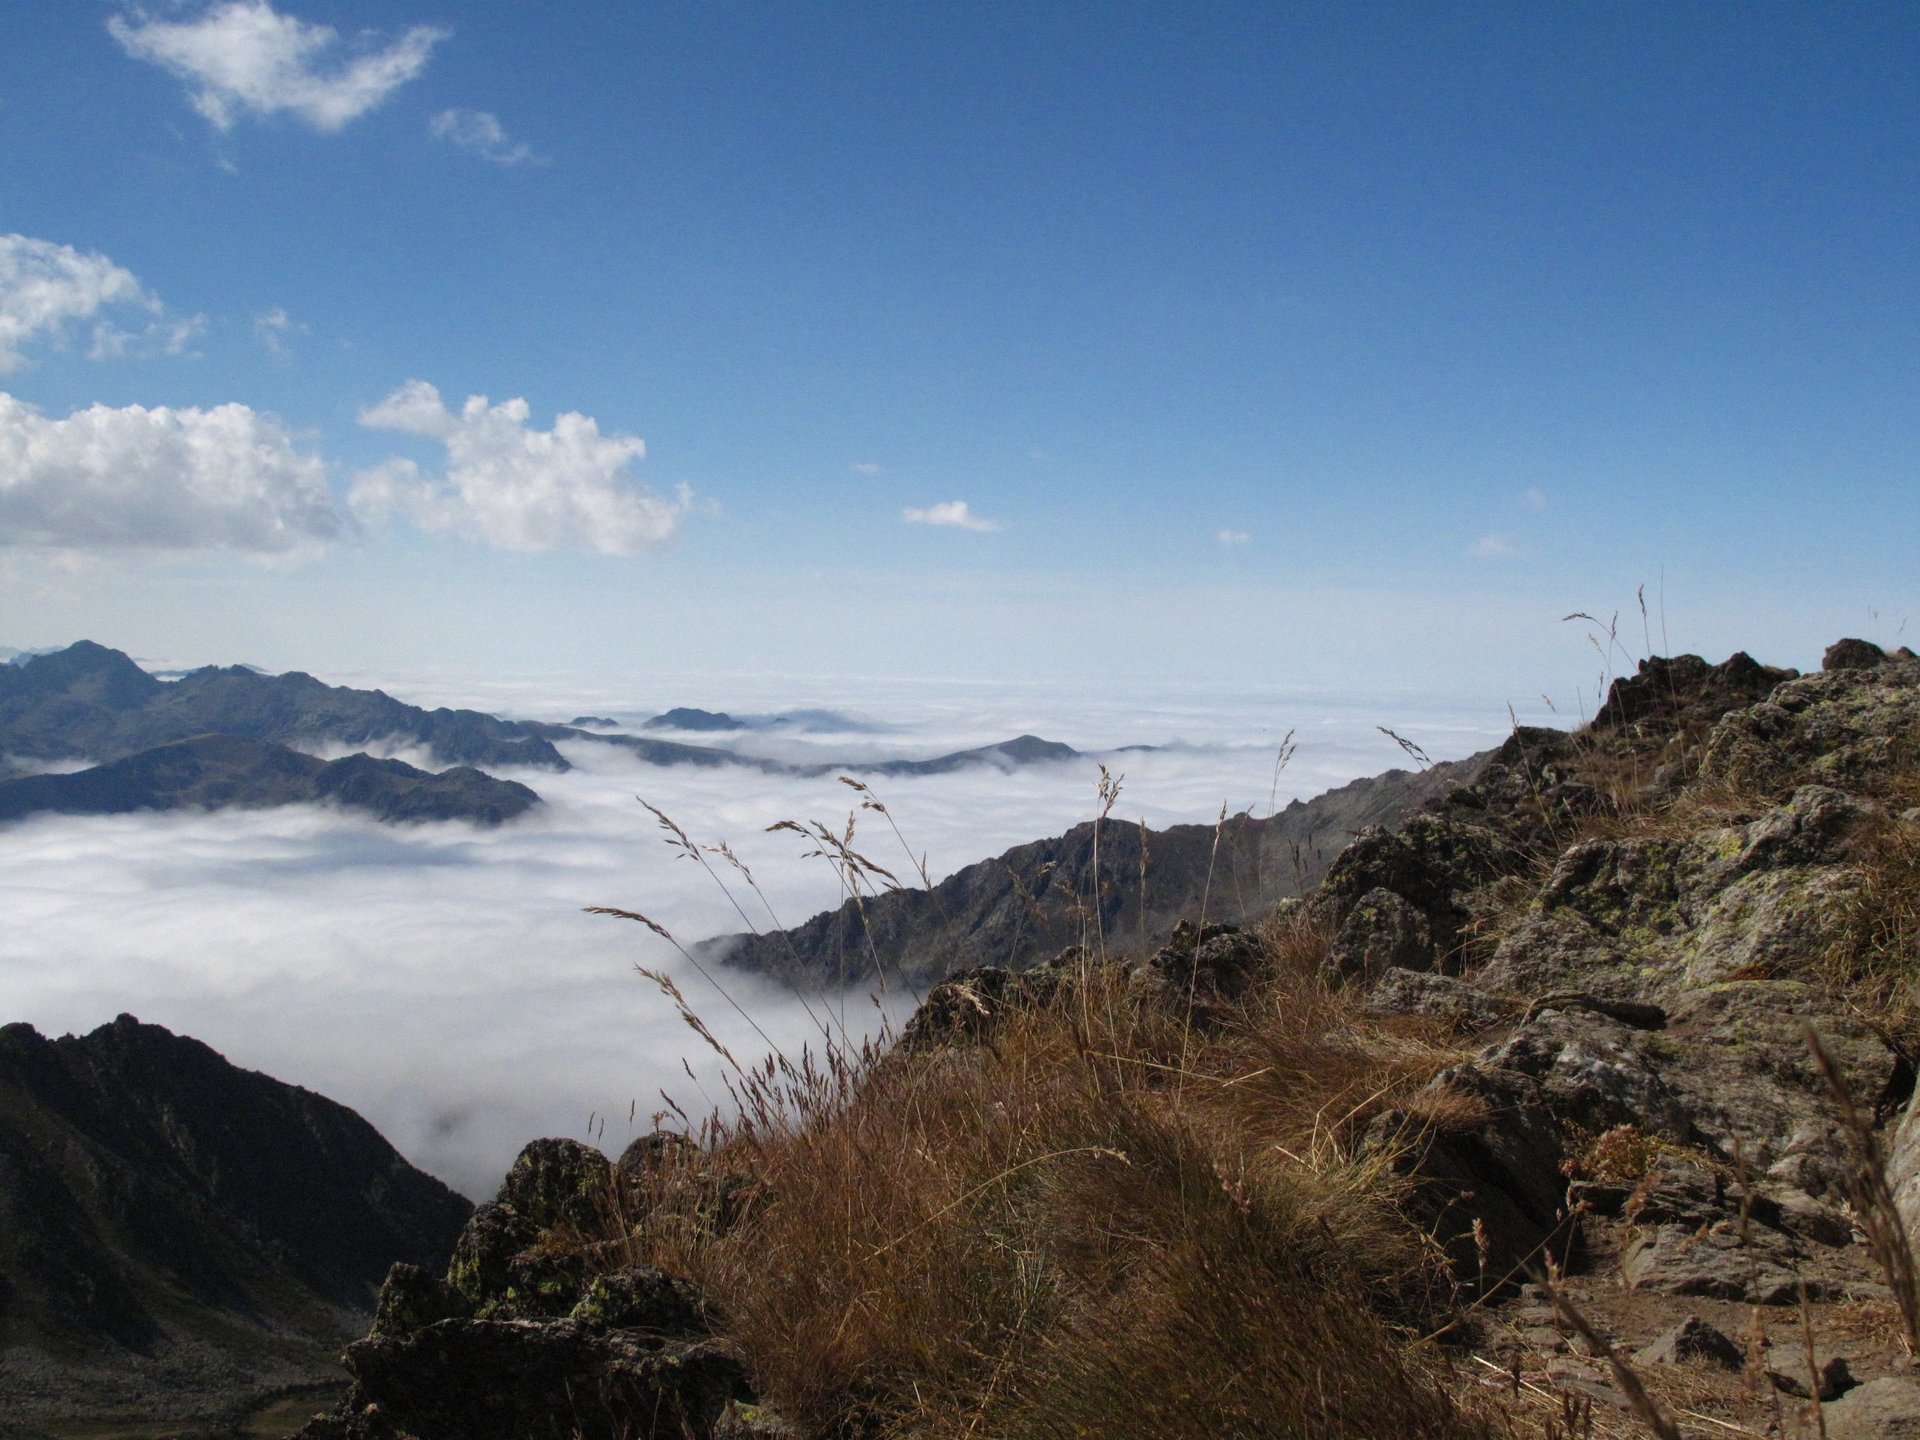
xmin=0 ymin=1015 xmax=472 ymax=1432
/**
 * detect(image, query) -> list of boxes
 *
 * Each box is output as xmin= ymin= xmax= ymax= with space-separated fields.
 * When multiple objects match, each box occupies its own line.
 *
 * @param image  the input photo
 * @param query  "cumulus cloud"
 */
xmin=0 ymin=233 xmax=203 ymax=372
xmin=0 ymin=392 xmax=339 ymax=554
xmin=109 ymin=1 xmax=447 ymax=132
xmin=351 ymin=380 xmax=690 ymax=554
xmin=1472 ymin=532 xmax=1517 ymax=558
xmin=1215 ymin=528 xmax=1250 ymax=546
xmin=903 ymin=500 xmax=1000 ymax=532
xmin=430 ymin=108 xmax=539 ymax=166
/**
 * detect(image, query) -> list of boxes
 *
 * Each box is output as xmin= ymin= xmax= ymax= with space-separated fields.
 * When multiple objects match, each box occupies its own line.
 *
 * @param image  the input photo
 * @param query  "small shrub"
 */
xmin=1572 ymin=1125 xmax=1669 ymax=1187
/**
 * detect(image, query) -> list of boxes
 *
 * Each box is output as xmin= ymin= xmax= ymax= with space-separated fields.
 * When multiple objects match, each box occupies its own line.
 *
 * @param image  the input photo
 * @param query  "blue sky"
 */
xmin=0 ymin=1 xmax=1914 ymax=699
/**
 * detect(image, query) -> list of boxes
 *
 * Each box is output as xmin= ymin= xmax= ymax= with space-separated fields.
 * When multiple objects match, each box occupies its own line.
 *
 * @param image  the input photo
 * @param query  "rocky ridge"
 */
xmin=709 ymin=751 xmax=1486 ymax=986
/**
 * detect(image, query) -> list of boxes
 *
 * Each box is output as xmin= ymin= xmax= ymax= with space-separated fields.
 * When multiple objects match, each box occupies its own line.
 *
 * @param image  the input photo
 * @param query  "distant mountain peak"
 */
xmin=643 ymin=706 xmax=746 ymax=732
xmin=7 ymin=639 xmax=163 ymax=709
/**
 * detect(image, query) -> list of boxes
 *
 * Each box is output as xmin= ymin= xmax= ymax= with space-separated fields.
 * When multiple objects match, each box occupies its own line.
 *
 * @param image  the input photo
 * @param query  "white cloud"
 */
xmin=88 ymin=313 xmax=208 ymax=364
xmin=430 ymin=108 xmax=538 ymax=167
xmin=0 ymin=233 xmax=203 ymax=372
xmin=0 ymin=392 xmax=340 ymax=554
xmin=1215 ymin=528 xmax=1251 ymax=546
xmin=1523 ymin=486 xmax=1547 ymax=511
xmin=352 ymin=380 xmax=690 ymax=555
xmin=1472 ymin=533 xmax=1517 ymax=558
xmin=851 ymin=462 xmax=884 ymax=477
xmin=109 ymin=2 xmax=447 ymax=133
xmin=253 ymin=305 xmax=307 ymax=359
xmin=903 ymin=500 xmax=1001 ymax=532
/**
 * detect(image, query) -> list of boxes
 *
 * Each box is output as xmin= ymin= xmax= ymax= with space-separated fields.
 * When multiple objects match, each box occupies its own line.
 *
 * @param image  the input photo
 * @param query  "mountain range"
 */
xmin=640 ymin=706 xmax=879 ymax=734
xmin=0 ymin=733 xmax=540 ymax=826
xmin=0 ymin=643 xmax=1109 ymax=827
xmin=0 ymin=641 xmax=573 ymax=776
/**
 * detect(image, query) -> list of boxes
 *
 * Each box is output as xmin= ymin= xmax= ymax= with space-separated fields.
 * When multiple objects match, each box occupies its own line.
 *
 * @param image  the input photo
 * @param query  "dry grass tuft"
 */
xmin=587 ymin=938 xmax=1493 ymax=1438
xmin=1256 ymin=898 xmax=1336 ymax=979
xmin=1818 ymin=779 xmax=1920 ymax=1041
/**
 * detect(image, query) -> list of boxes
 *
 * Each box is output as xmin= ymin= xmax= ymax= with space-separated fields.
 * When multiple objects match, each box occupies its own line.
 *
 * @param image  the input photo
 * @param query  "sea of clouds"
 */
xmin=0 ymin=667 xmax=1539 ymax=1198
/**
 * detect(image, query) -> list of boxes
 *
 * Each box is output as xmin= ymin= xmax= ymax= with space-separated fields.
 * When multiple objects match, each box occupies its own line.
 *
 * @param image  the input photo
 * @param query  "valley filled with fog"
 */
xmin=0 ymin=666 xmax=1528 ymax=1197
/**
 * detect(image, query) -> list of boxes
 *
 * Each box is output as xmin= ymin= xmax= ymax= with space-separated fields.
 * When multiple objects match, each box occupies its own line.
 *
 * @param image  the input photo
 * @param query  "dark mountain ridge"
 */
xmin=0 ymin=733 xmax=540 ymax=826
xmin=641 ymin=706 xmax=878 ymax=734
xmin=0 ymin=1015 xmax=471 ymax=1432
xmin=708 ymin=749 xmax=1489 ymax=986
xmin=643 ymin=706 xmax=747 ymax=732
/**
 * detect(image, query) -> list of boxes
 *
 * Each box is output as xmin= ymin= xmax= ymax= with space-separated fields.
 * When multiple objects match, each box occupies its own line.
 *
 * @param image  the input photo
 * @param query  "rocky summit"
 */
xmin=291 ymin=638 xmax=1920 ymax=1439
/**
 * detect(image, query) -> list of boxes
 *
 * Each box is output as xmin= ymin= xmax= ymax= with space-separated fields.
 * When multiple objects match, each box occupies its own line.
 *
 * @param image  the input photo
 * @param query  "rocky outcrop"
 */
xmin=1825 ymin=1376 xmax=1920 ymax=1438
xmin=1472 ymin=784 xmax=1870 ymax=1002
xmin=0 ymin=1017 xmax=471 ymax=1434
xmin=1353 ymin=649 xmax=1920 ymax=1329
xmin=1634 ymin=1315 xmax=1744 ymax=1369
xmin=1893 ymin=1092 xmax=1920 ymax=1255
xmin=1362 ymin=1062 xmax=1576 ymax=1293
xmin=1591 ymin=650 xmax=1796 ymax=742
xmin=896 ymin=961 xmax=1068 ymax=1053
xmin=1701 ymin=649 xmax=1920 ymax=797
xmin=1135 ymin=920 xmax=1270 ymax=1001
xmin=0 ymin=733 xmax=541 ymax=826
xmin=296 ymin=1137 xmax=766 ymax=1440
xmin=1324 ymin=886 xmax=1438 ymax=983
xmin=895 ymin=922 xmax=1278 ymax=1054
